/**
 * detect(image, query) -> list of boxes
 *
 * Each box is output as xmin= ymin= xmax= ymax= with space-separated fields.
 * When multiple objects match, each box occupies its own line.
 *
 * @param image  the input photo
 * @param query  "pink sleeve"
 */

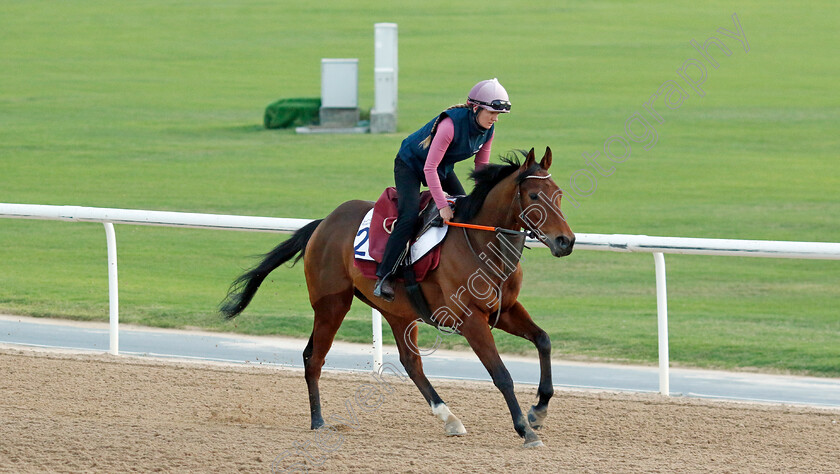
xmin=423 ymin=117 xmax=455 ymax=210
xmin=474 ymin=131 xmax=493 ymax=170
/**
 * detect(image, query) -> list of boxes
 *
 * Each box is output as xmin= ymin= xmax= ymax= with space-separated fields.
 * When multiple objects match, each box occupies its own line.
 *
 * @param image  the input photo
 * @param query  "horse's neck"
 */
xmin=472 ymin=179 xmax=519 ymax=230
xmin=464 ymin=179 xmax=523 ymax=281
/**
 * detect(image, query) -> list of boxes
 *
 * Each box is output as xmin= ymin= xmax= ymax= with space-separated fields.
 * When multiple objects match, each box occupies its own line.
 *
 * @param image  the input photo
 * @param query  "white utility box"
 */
xmin=320 ymin=58 xmax=360 ymax=127
xmin=321 ymin=58 xmax=358 ymax=108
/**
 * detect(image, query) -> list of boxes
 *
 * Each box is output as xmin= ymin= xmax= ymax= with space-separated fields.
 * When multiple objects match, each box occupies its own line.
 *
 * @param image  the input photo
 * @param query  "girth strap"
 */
xmin=403 ymin=264 xmax=462 ymax=335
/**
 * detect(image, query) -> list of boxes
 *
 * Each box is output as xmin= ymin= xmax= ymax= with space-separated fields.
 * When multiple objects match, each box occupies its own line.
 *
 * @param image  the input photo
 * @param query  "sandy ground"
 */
xmin=0 ymin=348 xmax=838 ymax=473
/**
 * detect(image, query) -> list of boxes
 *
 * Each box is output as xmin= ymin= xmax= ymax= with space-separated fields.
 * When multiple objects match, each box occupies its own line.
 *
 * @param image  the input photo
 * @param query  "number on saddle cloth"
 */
xmin=352 ymin=188 xmax=457 ymax=282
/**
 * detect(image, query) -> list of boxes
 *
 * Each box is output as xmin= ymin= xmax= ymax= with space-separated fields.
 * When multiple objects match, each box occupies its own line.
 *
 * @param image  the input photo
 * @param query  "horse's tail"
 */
xmin=220 ymin=219 xmax=323 ymax=319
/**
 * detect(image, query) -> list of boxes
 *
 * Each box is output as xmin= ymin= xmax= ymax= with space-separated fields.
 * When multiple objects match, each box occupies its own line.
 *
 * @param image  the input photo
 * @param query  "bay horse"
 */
xmin=220 ymin=147 xmax=574 ymax=448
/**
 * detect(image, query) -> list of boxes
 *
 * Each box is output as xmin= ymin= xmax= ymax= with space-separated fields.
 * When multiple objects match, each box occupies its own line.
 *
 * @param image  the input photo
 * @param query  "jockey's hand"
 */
xmin=439 ymin=206 xmax=454 ymax=222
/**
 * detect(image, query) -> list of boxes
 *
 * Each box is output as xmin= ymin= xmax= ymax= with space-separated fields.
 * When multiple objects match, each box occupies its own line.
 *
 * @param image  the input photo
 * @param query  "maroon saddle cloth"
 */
xmin=353 ymin=186 xmax=443 ymax=282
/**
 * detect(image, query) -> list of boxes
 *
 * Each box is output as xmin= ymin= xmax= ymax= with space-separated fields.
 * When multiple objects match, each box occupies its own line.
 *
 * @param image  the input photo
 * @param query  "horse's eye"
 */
xmin=529 ymin=193 xmax=539 ymax=200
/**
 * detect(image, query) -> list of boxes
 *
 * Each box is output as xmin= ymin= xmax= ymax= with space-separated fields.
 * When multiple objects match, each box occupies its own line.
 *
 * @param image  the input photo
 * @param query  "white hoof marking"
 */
xmin=432 ymin=403 xmax=467 ymax=436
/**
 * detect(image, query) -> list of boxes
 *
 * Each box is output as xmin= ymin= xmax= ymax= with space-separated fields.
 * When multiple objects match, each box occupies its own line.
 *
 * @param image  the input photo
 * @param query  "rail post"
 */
xmin=653 ymin=252 xmax=669 ymax=395
xmin=104 ymin=223 xmax=119 ymax=355
xmin=372 ymin=309 xmax=383 ymax=373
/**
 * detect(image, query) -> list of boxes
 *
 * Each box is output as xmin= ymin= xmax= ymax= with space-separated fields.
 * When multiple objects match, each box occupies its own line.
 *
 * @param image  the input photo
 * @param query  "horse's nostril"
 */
xmin=555 ymin=235 xmax=575 ymax=251
xmin=557 ymin=236 xmax=570 ymax=249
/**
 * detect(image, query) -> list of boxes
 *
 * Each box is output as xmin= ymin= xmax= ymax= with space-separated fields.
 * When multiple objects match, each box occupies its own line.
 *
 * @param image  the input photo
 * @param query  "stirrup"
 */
xmin=373 ymin=277 xmax=395 ymax=302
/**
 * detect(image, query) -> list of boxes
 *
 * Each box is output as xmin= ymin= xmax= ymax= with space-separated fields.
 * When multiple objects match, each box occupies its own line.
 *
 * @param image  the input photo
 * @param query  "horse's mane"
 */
xmin=454 ymin=150 xmax=541 ymax=222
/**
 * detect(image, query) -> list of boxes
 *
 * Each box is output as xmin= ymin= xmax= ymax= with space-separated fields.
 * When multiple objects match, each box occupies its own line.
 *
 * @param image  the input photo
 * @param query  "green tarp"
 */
xmin=263 ymin=98 xmax=321 ymax=129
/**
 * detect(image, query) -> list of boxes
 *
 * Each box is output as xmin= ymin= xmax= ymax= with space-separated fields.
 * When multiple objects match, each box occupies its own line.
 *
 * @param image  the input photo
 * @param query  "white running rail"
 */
xmin=2 ymin=203 xmax=839 ymax=395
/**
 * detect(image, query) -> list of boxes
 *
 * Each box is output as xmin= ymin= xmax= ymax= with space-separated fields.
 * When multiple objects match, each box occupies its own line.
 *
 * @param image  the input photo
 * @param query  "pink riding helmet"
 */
xmin=467 ymin=78 xmax=511 ymax=113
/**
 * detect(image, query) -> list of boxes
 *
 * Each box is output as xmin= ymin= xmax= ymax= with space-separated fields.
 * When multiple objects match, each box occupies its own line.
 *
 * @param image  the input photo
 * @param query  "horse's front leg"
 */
xmin=495 ymin=301 xmax=553 ymax=430
xmin=386 ymin=315 xmax=467 ymax=437
xmin=461 ymin=313 xmax=543 ymax=448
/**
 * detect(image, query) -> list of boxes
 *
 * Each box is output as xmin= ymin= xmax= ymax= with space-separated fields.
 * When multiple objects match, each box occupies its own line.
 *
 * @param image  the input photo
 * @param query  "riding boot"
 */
xmin=375 ymin=238 xmax=410 ymax=303
xmin=373 ymin=274 xmax=395 ymax=302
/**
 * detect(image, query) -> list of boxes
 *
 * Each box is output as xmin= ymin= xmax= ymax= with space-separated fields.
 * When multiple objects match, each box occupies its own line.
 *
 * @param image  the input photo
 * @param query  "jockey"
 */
xmin=374 ymin=78 xmax=512 ymax=301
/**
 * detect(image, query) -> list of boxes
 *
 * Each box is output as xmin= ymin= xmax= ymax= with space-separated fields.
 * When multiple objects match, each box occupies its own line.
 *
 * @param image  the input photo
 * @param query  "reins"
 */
xmin=443 ymin=220 xmax=526 ymax=236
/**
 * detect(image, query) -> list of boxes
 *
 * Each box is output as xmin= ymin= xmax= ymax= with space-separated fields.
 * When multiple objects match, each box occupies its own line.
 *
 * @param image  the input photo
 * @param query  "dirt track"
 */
xmin=1 ymin=348 xmax=838 ymax=473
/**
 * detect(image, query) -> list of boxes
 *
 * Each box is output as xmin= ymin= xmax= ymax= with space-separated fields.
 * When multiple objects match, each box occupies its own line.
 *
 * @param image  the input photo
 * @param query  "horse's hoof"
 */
xmin=527 ymin=405 xmax=547 ymax=430
xmin=445 ymin=419 xmax=467 ymax=436
xmin=523 ymin=439 xmax=545 ymax=449
xmin=523 ymin=430 xmax=543 ymax=448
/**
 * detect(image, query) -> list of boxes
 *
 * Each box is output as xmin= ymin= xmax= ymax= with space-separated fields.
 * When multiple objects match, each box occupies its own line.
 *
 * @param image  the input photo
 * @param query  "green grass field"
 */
xmin=1 ymin=1 xmax=838 ymax=376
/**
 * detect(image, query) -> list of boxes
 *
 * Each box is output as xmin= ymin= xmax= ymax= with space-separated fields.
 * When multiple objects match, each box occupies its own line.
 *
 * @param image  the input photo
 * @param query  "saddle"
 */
xmin=353 ymin=187 xmax=451 ymax=282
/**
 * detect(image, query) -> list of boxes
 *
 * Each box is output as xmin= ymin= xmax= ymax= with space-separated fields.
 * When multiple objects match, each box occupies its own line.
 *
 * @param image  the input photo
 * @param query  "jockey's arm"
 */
xmin=423 ymin=118 xmax=456 ymax=211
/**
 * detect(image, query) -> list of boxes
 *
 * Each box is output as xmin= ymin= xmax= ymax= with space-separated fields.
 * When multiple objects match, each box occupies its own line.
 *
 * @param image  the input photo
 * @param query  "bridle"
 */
xmin=510 ymin=172 xmax=554 ymax=242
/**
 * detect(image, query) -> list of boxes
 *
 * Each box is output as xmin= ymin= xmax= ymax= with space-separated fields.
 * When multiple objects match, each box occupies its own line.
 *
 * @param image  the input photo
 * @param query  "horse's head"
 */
xmin=515 ymin=147 xmax=575 ymax=257
xmin=456 ymin=148 xmax=575 ymax=257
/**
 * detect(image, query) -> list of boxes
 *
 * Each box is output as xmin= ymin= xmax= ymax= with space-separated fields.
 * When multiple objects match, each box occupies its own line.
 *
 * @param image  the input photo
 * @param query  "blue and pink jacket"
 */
xmin=397 ymin=107 xmax=494 ymax=210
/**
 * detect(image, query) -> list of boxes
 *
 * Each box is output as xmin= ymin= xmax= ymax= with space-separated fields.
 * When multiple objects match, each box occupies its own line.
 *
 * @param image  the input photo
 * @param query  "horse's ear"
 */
xmin=524 ymin=148 xmax=536 ymax=168
xmin=540 ymin=146 xmax=553 ymax=170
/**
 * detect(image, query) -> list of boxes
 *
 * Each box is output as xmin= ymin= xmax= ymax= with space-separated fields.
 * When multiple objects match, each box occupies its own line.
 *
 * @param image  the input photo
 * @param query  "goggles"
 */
xmin=469 ymin=98 xmax=512 ymax=112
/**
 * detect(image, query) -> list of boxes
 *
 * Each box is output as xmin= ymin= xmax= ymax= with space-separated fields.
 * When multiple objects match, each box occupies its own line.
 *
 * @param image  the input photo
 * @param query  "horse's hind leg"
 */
xmin=495 ymin=301 xmax=553 ymax=430
xmin=386 ymin=316 xmax=466 ymax=437
xmin=303 ymin=290 xmax=353 ymax=430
